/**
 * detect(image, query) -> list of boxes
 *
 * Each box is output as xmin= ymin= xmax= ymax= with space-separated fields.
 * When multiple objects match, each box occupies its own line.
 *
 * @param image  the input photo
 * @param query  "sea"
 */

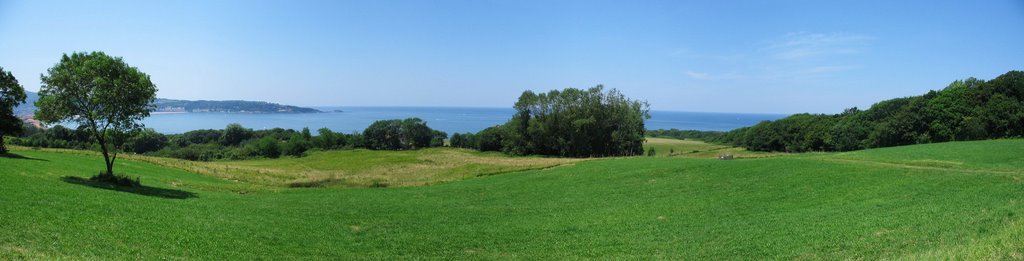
xmin=136 ymin=107 xmax=786 ymax=134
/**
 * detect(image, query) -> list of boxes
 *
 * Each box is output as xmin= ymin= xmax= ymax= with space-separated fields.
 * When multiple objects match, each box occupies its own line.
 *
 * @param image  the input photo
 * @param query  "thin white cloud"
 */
xmin=766 ymin=32 xmax=874 ymax=60
xmin=685 ymin=70 xmax=745 ymax=81
xmin=675 ymin=32 xmax=870 ymax=82
xmin=685 ymin=71 xmax=711 ymax=80
xmin=796 ymin=65 xmax=860 ymax=75
xmin=670 ymin=47 xmax=745 ymax=62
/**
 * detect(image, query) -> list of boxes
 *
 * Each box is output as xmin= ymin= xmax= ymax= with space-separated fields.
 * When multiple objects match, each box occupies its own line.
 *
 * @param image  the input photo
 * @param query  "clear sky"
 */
xmin=1 ymin=0 xmax=1021 ymax=114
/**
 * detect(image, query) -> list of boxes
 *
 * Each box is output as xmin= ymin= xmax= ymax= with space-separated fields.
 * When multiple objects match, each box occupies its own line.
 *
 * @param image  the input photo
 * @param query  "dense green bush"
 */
xmin=11 ymin=125 xmax=93 ymax=149
xmin=126 ymin=128 xmax=168 ymax=154
xmin=253 ymin=136 xmax=282 ymax=158
xmin=449 ymin=132 xmax=477 ymax=149
xmin=220 ymin=123 xmax=253 ymax=146
xmin=312 ymin=128 xmax=347 ymax=149
xmin=430 ymin=130 xmax=448 ymax=147
xmin=155 ymin=143 xmax=224 ymax=161
xmin=362 ymin=118 xmax=445 ymax=150
xmin=282 ymin=133 xmax=310 ymax=157
xmin=173 ymin=129 xmax=222 ymax=147
xmin=475 ymin=126 xmax=506 ymax=152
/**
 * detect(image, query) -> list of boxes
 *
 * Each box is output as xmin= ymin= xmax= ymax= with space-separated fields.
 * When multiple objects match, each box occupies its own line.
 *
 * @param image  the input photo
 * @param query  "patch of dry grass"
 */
xmin=10 ymin=146 xmax=578 ymax=188
xmin=643 ymin=137 xmax=787 ymax=159
xmin=137 ymin=148 xmax=578 ymax=188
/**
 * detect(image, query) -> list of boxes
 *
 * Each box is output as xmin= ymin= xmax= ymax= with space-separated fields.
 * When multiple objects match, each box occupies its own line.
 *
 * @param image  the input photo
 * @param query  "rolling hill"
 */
xmin=2 ymin=139 xmax=1023 ymax=259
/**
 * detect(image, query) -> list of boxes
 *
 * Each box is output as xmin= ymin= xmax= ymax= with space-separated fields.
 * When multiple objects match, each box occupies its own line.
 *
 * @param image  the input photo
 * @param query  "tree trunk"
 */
xmin=104 ymin=158 xmax=114 ymax=176
xmin=99 ymin=142 xmax=114 ymax=176
xmin=0 ymin=135 xmax=6 ymax=154
xmin=94 ymin=133 xmax=115 ymax=177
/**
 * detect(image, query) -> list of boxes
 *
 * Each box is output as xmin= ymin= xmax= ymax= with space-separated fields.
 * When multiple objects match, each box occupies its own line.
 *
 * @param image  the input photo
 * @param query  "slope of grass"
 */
xmin=823 ymin=139 xmax=1024 ymax=173
xmin=2 ymin=140 xmax=1024 ymax=259
xmin=644 ymin=137 xmax=785 ymax=158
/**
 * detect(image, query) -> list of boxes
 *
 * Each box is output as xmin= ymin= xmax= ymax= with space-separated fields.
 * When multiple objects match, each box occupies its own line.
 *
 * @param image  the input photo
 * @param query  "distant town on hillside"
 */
xmin=14 ymin=91 xmax=321 ymax=117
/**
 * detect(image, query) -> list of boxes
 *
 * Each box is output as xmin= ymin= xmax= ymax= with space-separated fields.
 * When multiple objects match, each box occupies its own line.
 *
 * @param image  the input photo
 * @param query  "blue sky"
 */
xmin=0 ymin=0 xmax=1021 ymax=114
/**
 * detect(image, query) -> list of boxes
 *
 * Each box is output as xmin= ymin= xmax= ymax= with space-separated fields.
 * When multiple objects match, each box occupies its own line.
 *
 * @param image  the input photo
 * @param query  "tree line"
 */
xmin=649 ymin=71 xmax=1024 ymax=152
xmin=11 ymin=118 xmax=447 ymax=161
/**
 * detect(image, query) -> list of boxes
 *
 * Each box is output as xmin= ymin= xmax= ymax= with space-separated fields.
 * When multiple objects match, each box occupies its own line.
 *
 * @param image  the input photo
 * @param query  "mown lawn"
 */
xmin=2 ymin=140 xmax=1023 ymax=259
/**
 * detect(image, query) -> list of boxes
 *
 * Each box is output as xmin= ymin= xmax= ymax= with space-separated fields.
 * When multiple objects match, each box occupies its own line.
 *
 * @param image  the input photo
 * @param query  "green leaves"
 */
xmin=730 ymin=70 xmax=1024 ymax=153
xmin=35 ymin=51 xmax=158 ymax=174
xmin=500 ymin=85 xmax=650 ymax=157
xmin=0 ymin=66 xmax=28 ymax=153
xmin=363 ymin=118 xmax=442 ymax=150
xmin=0 ymin=67 xmax=26 ymax=111
xmin=37 ymin=51 xmax=157 ymax=130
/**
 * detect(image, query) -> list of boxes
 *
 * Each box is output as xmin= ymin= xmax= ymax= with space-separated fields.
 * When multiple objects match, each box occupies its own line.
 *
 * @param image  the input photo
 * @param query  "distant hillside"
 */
xmin=13 ymin=91 xmax=38 ymax=117
xmin=13 ymin=91 xmax=321 ymax=116
xmin=153 ymin=98 xmax=320 ymax=113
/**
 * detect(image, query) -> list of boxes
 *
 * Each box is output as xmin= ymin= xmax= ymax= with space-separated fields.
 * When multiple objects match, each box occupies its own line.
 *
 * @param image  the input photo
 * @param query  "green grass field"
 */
xmin=2 ymin=140 xmax=1024 ymax=259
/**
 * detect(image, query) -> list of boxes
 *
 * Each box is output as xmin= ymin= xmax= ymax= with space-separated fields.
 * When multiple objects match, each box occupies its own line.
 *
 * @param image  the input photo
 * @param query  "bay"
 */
xmin=136 ymin=106 xmax=786 ymax=134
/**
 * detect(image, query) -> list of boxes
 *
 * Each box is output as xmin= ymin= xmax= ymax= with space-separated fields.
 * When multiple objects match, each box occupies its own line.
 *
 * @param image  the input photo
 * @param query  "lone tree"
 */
xmin=35 ymin=52 xmax=157 ymax=180
xmin=0 ymin=67 xmax=28 ymax=154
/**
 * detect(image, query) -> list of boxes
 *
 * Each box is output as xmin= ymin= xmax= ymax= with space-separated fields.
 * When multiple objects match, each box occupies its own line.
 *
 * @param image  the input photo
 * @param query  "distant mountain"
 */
xmin=13 ymin=91 xmax=38 ymax=117
xmin=13 ymin=91 xmax=321 ymax=116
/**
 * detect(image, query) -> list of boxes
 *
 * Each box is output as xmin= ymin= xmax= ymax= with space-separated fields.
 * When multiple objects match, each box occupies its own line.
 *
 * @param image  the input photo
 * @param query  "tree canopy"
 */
xmin=363 ymin=118 xmax=445 ymax=150
xmin=452 ymin=85 xmax=650 ymax=157
xmin=35 ymin=52 xmax=158 ymax=179
xmin=0 ymin=66 xmax=28 ymax=154
xmin=708 ymin=70 xmax=1024 ymax=152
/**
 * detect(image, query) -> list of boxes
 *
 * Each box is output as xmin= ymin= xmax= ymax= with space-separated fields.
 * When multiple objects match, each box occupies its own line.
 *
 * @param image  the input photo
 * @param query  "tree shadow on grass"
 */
xmin=0 ymin=153 xmax=49 ymax=161
xmin=61 ymin=176 xmax=197 ymax=199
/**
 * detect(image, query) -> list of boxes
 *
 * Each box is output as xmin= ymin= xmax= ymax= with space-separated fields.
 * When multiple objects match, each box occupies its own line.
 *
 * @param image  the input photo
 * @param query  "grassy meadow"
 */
xmin=2 ymin=139 xmax=1024 ymax=259
xmin=132 ymin=148 xmax=578 ymax=188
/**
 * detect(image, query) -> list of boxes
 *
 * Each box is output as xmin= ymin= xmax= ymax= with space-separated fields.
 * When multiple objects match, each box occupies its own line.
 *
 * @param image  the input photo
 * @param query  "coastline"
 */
xmin=151 ymin=111 xmax=189 ymax=115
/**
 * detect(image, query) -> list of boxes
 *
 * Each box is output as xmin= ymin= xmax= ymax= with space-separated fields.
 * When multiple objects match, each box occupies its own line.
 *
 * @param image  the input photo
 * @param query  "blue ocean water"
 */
xmin=137 ymin=106 xmax=786 ymax=134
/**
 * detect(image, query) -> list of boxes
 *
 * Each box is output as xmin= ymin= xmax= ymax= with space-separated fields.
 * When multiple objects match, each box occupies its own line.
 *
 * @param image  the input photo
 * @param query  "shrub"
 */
xmin=90 ymin=172 xmax=141 ymax=187
xmin=253 ymin=136 xmax=281 ymax=158
xmin=282 ymin=134 xmax=310 ymax=157
xmin=127 ymin=128 xmax=168 ymax=154
xmin=220 ymin=123 xmax=253 ymax=146
xmin=476 ymin=126 xmax=506 ymax=152
xmin=173 ymin=129 xmax=222 ymax=147
xmin=154 ymin=143 xmax=224 ymax=161
xmin=363 ymin=118 xmax=443 ymax=150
